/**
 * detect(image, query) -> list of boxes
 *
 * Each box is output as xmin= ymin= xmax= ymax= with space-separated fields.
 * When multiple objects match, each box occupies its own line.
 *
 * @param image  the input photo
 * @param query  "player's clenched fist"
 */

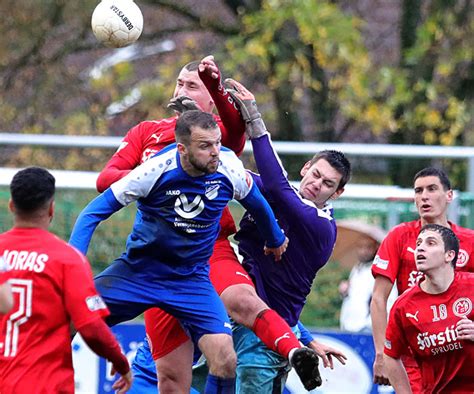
xmin=264 ymin=236 xmax=289 ymax=261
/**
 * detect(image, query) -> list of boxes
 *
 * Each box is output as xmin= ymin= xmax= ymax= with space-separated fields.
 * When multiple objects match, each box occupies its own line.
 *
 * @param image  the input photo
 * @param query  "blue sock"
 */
xmin=204 ymin=374 xmax=235 ymax=394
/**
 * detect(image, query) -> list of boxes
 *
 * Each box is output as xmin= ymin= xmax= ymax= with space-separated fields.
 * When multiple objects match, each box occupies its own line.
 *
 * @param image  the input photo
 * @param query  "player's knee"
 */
xmin=207 ymin=342 xmax=236 ymax=377
xmin=157 ymin=365 xmax=191 ymax=392
xmin=214 ymin=349 xmax=237 ymax=377
xmin=221 ymin=285 xmax=267 ymax=326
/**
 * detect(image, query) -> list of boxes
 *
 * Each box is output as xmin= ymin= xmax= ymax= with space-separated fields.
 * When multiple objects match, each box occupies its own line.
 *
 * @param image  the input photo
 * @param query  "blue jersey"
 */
xmin=235 ymin=135 xmax=337 ymax=326
xmin=70 ymin=144 xmax=285 ymax=279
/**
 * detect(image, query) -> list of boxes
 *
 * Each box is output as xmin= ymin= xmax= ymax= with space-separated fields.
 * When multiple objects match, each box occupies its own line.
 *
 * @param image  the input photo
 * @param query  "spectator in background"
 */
xmin=339 ymin=237 xmax=381 ymax=332
xmin=337 ymin=222 xmax=397 ymax=333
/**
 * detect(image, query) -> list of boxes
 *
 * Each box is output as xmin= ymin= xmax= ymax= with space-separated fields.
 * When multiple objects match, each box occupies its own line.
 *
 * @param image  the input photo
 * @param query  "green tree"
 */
xmin=0 ymin=0 xmax=472 ymax=185
xmin=382 ymin=0 xmax=473 ymax=185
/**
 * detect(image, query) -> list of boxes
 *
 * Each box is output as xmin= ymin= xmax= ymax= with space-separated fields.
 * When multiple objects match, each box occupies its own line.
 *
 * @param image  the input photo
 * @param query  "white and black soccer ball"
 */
xmin=91 ymin=0 xmax=143 ymax=48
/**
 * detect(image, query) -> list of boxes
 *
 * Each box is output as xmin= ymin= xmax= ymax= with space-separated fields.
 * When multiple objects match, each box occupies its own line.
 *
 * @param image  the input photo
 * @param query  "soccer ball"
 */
xmin=91 ymin=0 xmax=143 ymax=48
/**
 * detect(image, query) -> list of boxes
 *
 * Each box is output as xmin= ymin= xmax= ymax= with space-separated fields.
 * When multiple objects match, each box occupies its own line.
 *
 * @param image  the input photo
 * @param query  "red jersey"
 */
xmin=372 ymin=220 xmax=474 ymax=294
xmin=0 ymin=228 xmax=109 ymax=394
xmin=0 ymin=256 xmax=7 ymax=284
xmin=385 ymin=271 xmax=474 ymax=393
xmin=96 ymin=71 xmax=246 ymax=240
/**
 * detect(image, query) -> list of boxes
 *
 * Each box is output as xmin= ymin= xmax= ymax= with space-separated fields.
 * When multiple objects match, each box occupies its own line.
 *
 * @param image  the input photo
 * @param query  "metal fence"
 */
xmin=2 ymin=132 xmax=474 ymax=191
xmin=1 ymin=133 xmax=474 ymax=274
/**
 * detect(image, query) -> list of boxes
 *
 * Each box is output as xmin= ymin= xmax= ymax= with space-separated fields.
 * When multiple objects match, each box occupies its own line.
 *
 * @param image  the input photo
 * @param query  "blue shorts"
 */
xmin=128 ymin=339 xmax=159 ymax=394
xmin=128 ymin=339 xmax=201 ymax=394
xmin=233 ymin=323 xmax=301 ymax=393
xmin=95 ymin=258 xmax=232 ymax=342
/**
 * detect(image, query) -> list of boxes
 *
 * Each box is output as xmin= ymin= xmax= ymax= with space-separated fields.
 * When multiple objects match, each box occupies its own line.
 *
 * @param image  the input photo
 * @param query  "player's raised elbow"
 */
xmin=96 ymin=173 xmax=108 ymax=193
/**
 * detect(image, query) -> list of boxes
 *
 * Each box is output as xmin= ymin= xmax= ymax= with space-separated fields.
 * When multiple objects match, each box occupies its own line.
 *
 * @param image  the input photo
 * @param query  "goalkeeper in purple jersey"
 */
xmin=226 ymin=79 xmax=350 ymax=392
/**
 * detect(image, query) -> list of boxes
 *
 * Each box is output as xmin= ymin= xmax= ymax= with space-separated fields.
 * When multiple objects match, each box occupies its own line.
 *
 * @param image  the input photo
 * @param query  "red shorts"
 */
xmin=145 ymin=238 xmax=254 ymax=360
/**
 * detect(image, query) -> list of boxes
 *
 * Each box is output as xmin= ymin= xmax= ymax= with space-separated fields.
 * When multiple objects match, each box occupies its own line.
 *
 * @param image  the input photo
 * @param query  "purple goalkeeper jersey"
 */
xmin=235 ymin=135 xmax=337 ymax=327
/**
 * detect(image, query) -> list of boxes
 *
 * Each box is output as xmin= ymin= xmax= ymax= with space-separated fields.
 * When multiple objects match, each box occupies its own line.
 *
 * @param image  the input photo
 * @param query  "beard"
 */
xmin=189 ymin=154 xmax=219 ymax=175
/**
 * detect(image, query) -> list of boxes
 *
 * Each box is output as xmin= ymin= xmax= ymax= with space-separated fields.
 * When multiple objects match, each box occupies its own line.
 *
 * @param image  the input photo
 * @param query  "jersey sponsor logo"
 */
xmin=406 ymin=311 xmax=419 ymax=322
xmin=205 ymin=185 xmax=220 ymax=200
xmin=417 ymin=324 xmax=463 ymax=355
xmin=274 ymin=332 xmax=290 ymax=347
xmin=373 ymin=255 xmax=388 ymax=270
xmin=2 ymin=250 xmax=47 ymax=273
xmin=455 ymin=249 xmax=469 ymax=268
xmin=86 ymin=295 xmax=107 ymax=312
xmin=166 ymin=189 xmax=181 ymax=196
xmin=174 ymin=194 xmax=205 ymax=219
xmin=384 ymin=339 xmax=392 ymax=350
xmin=408 ymin=270 xmax=424 ymax=288
xmin=452 ymin=297 xmax=472 ymax=317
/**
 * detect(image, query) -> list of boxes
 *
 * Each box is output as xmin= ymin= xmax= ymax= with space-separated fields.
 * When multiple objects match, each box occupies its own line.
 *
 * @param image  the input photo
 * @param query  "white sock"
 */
xmin=288 ymin=347 xmax=299 ymax=365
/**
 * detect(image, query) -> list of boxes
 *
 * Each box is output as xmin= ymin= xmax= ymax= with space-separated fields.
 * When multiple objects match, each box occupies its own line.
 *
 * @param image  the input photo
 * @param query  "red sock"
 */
xmin=252 ymin=309 xmax=301 ymax=358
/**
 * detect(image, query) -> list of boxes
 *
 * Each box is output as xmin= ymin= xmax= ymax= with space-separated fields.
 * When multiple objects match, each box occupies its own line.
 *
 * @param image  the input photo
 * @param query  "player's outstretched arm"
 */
xmin=225 ymin=78 xmax=326 ymax=227
xmin=238 ymin=181 xmax=288 ymax=261
xmin=370 ymin=275 xmax=395 ymax=386
xmin=384 ymin=355 xmax=412 ymax=394
xmin=308 ymin=340 xmax=347 ymax=370
xmin=198 ymin=56 xmax=246 ymax=155
xmin=224 ymin=78 xmax=268 ymax=139
xmin=296 ymin=321 xmax=347 ymax=368
xmin=79 ymin=319 xmax=132 ymax=393
xmin=69 ymin=189 xmax=124 ymax=255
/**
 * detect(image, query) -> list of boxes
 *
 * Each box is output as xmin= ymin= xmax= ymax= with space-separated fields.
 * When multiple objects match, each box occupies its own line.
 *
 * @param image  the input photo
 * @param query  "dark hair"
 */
xmin=10 ymin=167 xmax=55 ymax=214
xmin=414 ymin=167 xmax=451 ymax=191
xmin=420 ymin=224 xmax=459 ymax=267
xmin=183 ymin=61 xmax=200 ymax=72
xmin=175 ymin=110 xmax=218 ymax=144
xmin=309 ymin=150 xmax=351 ymax=190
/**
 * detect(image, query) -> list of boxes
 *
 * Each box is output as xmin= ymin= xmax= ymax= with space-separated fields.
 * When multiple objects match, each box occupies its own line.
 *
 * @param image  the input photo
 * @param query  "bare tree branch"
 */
xmin=147 ymin=0 xmax=240 ymax=35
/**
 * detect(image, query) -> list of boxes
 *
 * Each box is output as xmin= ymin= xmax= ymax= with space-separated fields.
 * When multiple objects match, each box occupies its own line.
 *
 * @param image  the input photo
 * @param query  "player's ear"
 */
xmin=8 ymin=199 xmax=14 ymax=213
xmin=446 ymin=189 xmax=454 ymax=203
xmin=300 ymin=161 xmax=311 ymax=177
xmin=330 ymin=188 xmax=345 ymax=200
xmin=177 ymin=142 xmax=187 ymax=155
xmin=446 ymin=249 xmax=455 ymax=265
xmin=48 ymin=200 xmax=55 ymax=221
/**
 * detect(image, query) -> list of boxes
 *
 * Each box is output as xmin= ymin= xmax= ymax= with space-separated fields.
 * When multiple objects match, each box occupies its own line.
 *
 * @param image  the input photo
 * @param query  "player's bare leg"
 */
xmin=155 ymin=339 xmax=193 ymax=393
xmin=220 ymin=283 xmax=265 ymax=327
xmin=199 ymin=333 xmax=236 ymax=392
xmin=221 ymin=283 xmax=321 ymax=390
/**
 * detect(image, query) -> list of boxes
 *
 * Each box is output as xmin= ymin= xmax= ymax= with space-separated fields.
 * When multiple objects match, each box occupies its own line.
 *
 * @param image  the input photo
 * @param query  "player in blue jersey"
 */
xmin=69 ymin=110 xmax=288 ymax=394
xmin=224 ymin=79 xmax=350 ymax=392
